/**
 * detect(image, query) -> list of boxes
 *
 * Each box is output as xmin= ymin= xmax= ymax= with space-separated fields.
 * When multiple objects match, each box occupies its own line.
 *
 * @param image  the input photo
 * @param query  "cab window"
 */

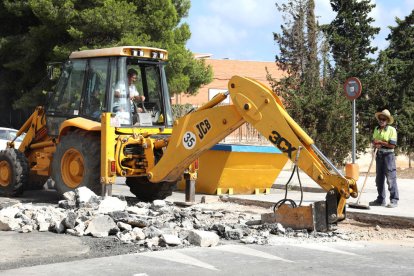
xmin=82 ymin=58 xmax=109 ymax=120
xmin=48 ymin=60 xmax=86 ymax=116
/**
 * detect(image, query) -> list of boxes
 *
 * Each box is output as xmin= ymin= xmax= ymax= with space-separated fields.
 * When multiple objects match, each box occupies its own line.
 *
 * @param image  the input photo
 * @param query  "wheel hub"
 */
xmin=61 ymin=148 xmax=84 ymax=188
xmin=0 ymin=161 xmax=11 ymax=187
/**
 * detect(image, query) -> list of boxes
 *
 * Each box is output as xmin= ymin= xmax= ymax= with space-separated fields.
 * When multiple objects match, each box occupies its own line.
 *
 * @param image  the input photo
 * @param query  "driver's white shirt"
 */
xmin=129 ymin=84 xmax=139 ymax=98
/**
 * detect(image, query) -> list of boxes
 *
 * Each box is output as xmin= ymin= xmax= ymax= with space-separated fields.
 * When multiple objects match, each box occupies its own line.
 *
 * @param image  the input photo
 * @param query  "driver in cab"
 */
xmin=127 ymin=68 xmax=145 ymax=112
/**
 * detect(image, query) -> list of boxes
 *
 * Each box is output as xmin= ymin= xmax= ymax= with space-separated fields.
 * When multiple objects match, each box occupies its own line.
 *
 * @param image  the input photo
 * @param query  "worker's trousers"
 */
xmin=375 ymin=152 xmax=399 ymax=204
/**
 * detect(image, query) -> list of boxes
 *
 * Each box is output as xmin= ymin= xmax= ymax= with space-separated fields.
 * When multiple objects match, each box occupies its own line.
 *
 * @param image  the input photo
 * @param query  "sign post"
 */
xmin=343 ymin=77 xmax=362 ymax=180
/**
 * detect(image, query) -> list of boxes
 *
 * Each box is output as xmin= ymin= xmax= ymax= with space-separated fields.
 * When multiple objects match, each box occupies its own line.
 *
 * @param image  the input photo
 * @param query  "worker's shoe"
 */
xmin=386 ymin=202 xmax=398 ymax=208
xmin=369 ymin=200 xmax=386 ymax=207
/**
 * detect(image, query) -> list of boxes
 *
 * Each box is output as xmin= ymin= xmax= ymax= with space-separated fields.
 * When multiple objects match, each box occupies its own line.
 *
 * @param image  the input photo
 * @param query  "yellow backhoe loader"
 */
xmin=0 ymin=46 xmax=357 ymax=229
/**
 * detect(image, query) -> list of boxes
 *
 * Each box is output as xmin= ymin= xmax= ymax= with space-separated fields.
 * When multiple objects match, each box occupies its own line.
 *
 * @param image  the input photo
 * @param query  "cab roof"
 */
xmin=69 ymin=46 xmax=168 ymax=60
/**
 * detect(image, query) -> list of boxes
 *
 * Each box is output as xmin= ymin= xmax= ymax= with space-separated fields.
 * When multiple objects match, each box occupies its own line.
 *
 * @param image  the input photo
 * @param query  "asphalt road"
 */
xmin=1 ymin=238 xmax=414 ymax=275
xmin=2 ymin=180 xmax=414 ymax=275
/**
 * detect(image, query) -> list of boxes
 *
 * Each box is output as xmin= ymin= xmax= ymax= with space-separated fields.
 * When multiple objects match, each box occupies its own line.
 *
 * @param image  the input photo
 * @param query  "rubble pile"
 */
xmin=0 ymin=187 xmax=355 ymax=250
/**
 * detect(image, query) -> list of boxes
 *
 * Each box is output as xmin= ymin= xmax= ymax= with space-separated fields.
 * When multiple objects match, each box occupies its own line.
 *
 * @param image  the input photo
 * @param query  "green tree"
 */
xmin=0 ymin=0 xmax=212 ymax=126
xmin=304 ymin=0 xmax=319 ymax=89
xmin=323 ymin=0 xmax=380 ymax=156
xmin=323 ymin=0 xmax=379 ymax=77
xmin=273 ymin=0 xmax=307 ymax=81
xmin=383 ymin=11 xmax=414 ymax=166
xmin=269 ymin=0 xmax=351 ymax=164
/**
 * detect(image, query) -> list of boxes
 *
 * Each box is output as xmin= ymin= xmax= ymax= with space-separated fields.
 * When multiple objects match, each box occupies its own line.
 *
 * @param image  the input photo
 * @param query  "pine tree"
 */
xmin=273 ymin=0 xmax=307 ymax=81
xmin=269 ymin=0 xmax=351 ymax=164
xmin=384 ymin=11 xmax=414 ymax=165
xmin=305 ymin=0 xmax=319 ymax=89
xmin=323 ymin=0 xmax=379 ymax=77
xmin=323 ymin=0 xmax=380 ymax=155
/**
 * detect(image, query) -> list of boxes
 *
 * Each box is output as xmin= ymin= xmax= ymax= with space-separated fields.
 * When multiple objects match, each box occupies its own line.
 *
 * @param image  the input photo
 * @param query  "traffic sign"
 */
xmin=343 ymin=77 xmax=362 ymax=100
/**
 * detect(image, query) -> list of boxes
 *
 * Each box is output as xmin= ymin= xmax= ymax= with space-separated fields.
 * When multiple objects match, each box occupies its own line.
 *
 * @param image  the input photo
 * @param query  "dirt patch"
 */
xmin=396 ymin=167 xmax=414 ymax=179
xmin=338 ymin=218 xmax=414 ymax=242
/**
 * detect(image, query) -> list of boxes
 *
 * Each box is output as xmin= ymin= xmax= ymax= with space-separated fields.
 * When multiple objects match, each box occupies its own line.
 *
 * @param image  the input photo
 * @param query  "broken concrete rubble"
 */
xmin=0 ymin=187 xmax=374 ymax=253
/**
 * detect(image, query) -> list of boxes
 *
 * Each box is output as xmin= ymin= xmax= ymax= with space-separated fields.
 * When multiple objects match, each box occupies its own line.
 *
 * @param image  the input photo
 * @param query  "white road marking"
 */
xmin=210 ymin=244 xmax=294 ymax=262
xmin=140 ymin=250 xmax=219 ymax=271
xmin=289 ymin=243 xmax=359 ymax=256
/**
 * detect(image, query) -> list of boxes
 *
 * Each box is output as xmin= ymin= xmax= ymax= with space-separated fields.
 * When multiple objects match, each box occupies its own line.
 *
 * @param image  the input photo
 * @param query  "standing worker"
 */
xmin=369 ymin=109 xmax=399 ymax=208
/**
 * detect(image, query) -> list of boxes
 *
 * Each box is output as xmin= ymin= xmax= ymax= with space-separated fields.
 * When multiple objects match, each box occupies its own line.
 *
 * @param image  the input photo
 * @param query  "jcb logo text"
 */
xmin=196 ymin=119 xmax=211 ymax=140
xmin=269 ymin=130 xmax=297 ymax=158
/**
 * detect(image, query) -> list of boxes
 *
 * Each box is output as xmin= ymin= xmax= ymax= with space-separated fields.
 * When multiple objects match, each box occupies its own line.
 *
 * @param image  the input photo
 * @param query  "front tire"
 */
xmin=51 ymin=132 xmax=101 ymax=196
xmin=0 ymin=149 xmax=29 ymax=197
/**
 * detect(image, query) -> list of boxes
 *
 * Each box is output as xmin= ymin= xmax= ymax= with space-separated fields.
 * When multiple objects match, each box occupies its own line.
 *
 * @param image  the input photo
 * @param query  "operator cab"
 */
xmin=46 ymin=47 xmax=173 ymax=135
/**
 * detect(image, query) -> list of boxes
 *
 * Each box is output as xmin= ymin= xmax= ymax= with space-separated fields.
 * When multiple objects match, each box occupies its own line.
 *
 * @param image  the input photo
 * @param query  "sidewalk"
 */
xmin=164 ymin=170 xmax=414 ymax=227
xmin=227 ymin=170 xmax=414 ymax=226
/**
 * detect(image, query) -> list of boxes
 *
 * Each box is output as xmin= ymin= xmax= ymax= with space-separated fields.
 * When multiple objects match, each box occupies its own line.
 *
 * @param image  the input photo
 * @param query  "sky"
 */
xmin=185 ymin=0 xmax=414 ymax=61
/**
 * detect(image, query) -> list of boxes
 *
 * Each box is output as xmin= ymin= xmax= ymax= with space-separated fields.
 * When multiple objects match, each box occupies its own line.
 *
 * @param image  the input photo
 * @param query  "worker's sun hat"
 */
xmin=375 ymin=109 xmax=394 ymax=124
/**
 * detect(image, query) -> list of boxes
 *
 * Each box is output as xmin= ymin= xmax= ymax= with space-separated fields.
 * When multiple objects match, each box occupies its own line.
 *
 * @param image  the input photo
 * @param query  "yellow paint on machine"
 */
xmin=178 ymin=144 xmax=288 ymax=195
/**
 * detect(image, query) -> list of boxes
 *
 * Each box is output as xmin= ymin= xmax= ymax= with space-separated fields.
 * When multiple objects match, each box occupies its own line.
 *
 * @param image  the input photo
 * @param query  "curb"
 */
xmin=220 ymin=196 xmax=414 ymax=228
xmin=220 ymin=196 xmax=275 ymax=209
xmin=272 ymin=183 xmax=324 ymax=193
xmin=346 ymin=211 xmax=414 ymax=228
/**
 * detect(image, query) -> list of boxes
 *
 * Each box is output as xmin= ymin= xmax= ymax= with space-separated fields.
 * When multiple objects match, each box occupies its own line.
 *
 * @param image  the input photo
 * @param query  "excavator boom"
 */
xmin=149 ymin=76 xmax=357 ymax=220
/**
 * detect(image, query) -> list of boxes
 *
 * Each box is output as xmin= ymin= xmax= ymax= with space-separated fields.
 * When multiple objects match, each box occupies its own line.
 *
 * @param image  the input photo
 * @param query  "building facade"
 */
xmin=172 ymin=56 xmax=284 ymax=107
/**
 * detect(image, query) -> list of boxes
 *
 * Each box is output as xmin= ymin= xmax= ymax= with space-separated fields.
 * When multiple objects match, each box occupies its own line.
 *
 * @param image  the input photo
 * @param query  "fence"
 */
xmin=221 ymin=123 xmax=270 ymax=145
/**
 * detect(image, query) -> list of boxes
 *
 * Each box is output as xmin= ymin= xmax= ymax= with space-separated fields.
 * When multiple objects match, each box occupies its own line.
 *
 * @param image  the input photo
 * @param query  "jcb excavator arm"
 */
xmin=149 ymin=76 xmax=358 ymax=218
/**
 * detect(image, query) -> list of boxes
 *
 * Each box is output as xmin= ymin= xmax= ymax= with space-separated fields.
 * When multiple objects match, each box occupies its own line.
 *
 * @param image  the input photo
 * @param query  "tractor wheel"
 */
xmin=0 ymin=149 xmax=29 ymax=197
xmin=26 ymin=175 xmax=49 ymax=190
xmin=126 ymin=177 xmax=176 ymax=202
xmin=51 ymin=132 xmax=101 ymax=196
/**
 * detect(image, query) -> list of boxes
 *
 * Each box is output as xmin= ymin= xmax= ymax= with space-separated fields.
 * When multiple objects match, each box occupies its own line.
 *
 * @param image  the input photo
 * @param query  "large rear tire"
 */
xmin=0 ymin=149 xmax=29 ymax=197
xmin=51 ymin=132 xmax=101 ymax=196
xmin=126 ymin=177 xmax=176 ymax=202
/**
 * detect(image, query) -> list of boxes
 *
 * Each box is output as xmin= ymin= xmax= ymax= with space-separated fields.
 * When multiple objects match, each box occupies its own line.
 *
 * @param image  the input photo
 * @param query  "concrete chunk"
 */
xmin=63 ymin=212 xmax=77 ymax=229
xmin=85 ymin=215 xmax=118 ymax=238
xmin=161 ymin=234 xmax=181 ymax=246
xmin=76 ymin=187 xmax=98 ymax=203
xmin=224 ymin=228 xmax=244 ymax=240
xmin=38 ymin=222 xmax=50 ymax=232
xmin=0 ymin=206 xmax=21 ymax=218
xmin=188 ymin=230 xmax=219 ymax=247
xmin=132 ymin=227 xmax=146 ymax=240
xmin=151 ymin=200 xmax=166 ymax=210
xmin=63 ymin=191 xmax=76 ymax=202
xmin=97 ymin=197 xmax=127 ymax=214
xmin=126 ymin=206 xmax=149 ymax=216
xmin=0 ymin=216 xmax=20 ymax=231
xmin=117 ymin=221 xmax=132 ymax=231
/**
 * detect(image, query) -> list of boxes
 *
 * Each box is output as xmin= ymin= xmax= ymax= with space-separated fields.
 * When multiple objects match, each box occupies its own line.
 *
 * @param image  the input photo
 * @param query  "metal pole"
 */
xmin=352 ymin=99 xmax=356 ymax=163
xmin=311 ymin=144 xmax=345 ymax=178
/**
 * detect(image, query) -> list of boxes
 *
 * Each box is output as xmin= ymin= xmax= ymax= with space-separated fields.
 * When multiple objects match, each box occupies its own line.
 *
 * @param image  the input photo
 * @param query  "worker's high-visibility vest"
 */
xmin=373 ymin=125 xmax=397 ymax=146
